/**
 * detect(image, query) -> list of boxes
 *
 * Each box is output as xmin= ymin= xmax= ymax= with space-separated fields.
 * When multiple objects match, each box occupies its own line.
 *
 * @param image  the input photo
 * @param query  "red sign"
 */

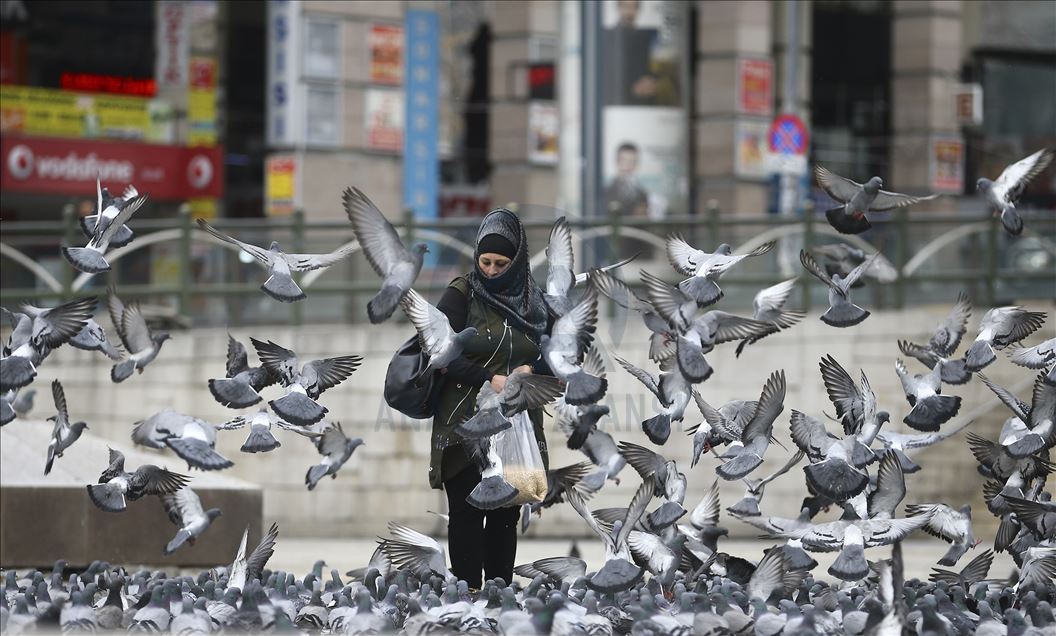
xmin=738 ymin=58 xmax=773 ymax=116
xmin=768 ymin=114 xmax=809 ymax=156
xmin=60 ymin=72 xmax=157 ymax=97
xmin=1 ymin=136 xmax=223 ymax=200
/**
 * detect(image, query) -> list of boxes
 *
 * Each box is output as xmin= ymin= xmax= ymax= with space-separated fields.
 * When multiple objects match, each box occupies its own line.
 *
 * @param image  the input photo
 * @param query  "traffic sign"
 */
xmin=768 ymin=113 xmax=809 ymax=156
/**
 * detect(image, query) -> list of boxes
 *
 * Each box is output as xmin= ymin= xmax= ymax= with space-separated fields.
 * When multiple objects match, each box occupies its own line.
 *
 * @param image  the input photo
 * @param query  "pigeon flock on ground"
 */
xmin=1 ymin=155 xmax=1054 ymax=634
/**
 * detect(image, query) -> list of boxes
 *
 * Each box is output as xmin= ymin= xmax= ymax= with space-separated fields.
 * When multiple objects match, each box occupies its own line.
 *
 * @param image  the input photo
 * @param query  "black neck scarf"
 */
xmin=468 ymin=208 xmax=548 ymax=340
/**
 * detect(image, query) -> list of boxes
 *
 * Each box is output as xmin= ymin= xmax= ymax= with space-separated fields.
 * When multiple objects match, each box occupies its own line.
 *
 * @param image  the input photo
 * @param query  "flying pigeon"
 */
xmin=564 ymin=478 xmax=651 ymax=593
xmin=903 ymin=503 xmax=980 ymax=566
xmin=218 ymin=409 xmax=285 ymax=453
xmin=68 ymin=318 xmax=123 ymax=360
xmin=0 ymin=310 xmax=38 ymax=392
xmin=613 ymin=354 xmax=691 ymax=445
xmin=0 ymin=387 xmax=35 ymax=426
xmin=455 ymin=371 xmax=564 ymax=439
xmin=62 ymin=190 xmax=148 ymax=273
xmin=815 ymin=165 xmax=939 ymax=234
xmin=810 ymin=244 xmax=898 ymax=285
xmin=87 ymin=448 xmax=189 ymax=513
xmin=617 ymin=441 xmax=687 ymax=505
xmin=726 ymin=450 xmax=805 ymax=517
xmin=715 ymin=370 xmax=787 ymax=480
xmin=665 ymin=235 xmax=775 ymax=307
xmin=251 ymin=338 xmax=362 ymax=426
xmin=44 ymin=380 xmax=89 ymax=476
xmin=377 ymin=522 xmax=449 ymax=578
xmin=520 ymin=462 xmax=596 ymax=534
xmin=800 ymin=249 xmax=878 ymax=328
xmin=587 ymin=267 xmax=675 ymax=362
xmin=305 ymin=422 xmax=363 ymax=490
xmin=897 ymin=291 xmax=973 ymax=384
xmin=964 ymin=306 xmax=1047 ymax=372
xmin=197 ymin=218 xmax=355 ymax=303
xmin=79 ymin=178 xmax=138 ymax=248
xmin=107 ymin=290 xmax=170 ymax=383
xmin=976 ymin=147 xmax=1055 ymax=235
xmin=675 ymin=479 xmax=728 ymax=552
xmin=556 ymin=412 xmax=626 ymax=491
xmin=788 ymin=409 xmax=874 ymax=502
xmin=227 ymin=522 xmax=279 ymax=591
xmin=1007 ymin=338 xmax=1055 ymax=385
xmin=342 ymin=187 xmax=428 ymax=323
xmin=132 ymin=409 xmax=234 ymax=471
xmin=398 ymin=288 xmax=478 ymax=381
xmin=894 ymin=359 xmax=961 ymax=431
xmin=553 ymin=346 xmax=610 ymax=450
xmin=734 ymin=279 xmax=806 ymax=357
xmin=161 ymin=486 xmax=222 ymax=555
xmin=2 ymin=297 xmax=97 ymax=391
xmin=928 ymin=549 xmax=993 ymax=587
xmin=977 ymin=372 xmax=1055 ymax=458
xmin=686 ymin=395 xmax=759 ymax=466
xmin=819 ymin=354 xmax=887 ymax=444
xmin=208 ymin=335 xmax=279 ymax=409
xmin=541 ymin=290 xmax=607 ymax=406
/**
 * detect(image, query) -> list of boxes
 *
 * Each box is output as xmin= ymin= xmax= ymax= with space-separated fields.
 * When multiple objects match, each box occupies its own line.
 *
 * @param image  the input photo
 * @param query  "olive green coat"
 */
xmin=428 ymin=276 xmax=550 ymax=490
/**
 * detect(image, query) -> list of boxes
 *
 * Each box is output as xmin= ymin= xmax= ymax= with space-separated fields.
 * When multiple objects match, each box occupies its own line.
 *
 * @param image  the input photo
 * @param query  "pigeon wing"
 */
xmin=317 ymin=422 xmax=350 ymax=458
xmin=815 ymin=166 xmax=862 ymax=203
xmin=640 ymin=270 xmax=694 ymax=328
xmin=587 ymin=268 xmax=653 ymax=313
xmin=225 ymin=335 xmax=250 ymax=377
xmin=94 ymin=194 xmax=147 ymax=246
xmin=545 ymin=217 xmax=575 ymax=299
xmin=284 ymin=244 xmax=356 ymax=272
xmin=552 ymin=290 xmax=599 ymax=355
xmin=930 ymin=292 xmax=971 ymax=356
xmin=867 ymin=452 xmax=906 ymax=518
xmin=305 ymin=355 xmax=363 ymax=394
xmin=992 ymin=147 xmax=1055 ymax=205
xmin=617 ymin=441 xmax=665 ymax=480
xmin=196 ymin=219 xmax=273 ymax=267
xmin=51 ymin=379 xmax=70 ymax=427
xmin=870 ymin=190 xmax=938 ymax=212
xmin=977 ymin=373 xmax=1031 ymax=422
xmin=38 ymin=296 xmax=97 ymax=348
xmin=753 ymin=279 xmax=797 ymax=318
xmin=741 ymin=371 xmax=786 ymax=443
xmin=612 ymin=355 xmax=661 ymax=400
xmin=121 ymin=303 xmax=154 ymax=354
xmin=820 ymin=355 xmax=863 ymax=433
xmin=617 ymin=478 xmax=654 ymax=549
xmin=789 ymin=410 xmax=835 ymax=461
xmin=665 ymin=234 xmax=709 ymax=277
xmin=245 ymin=522 xmax=279 ymax=582
xmin=689 ymin=479 xmax=721 ymax=530
xmin=130 ymin=465 xmax=190 ymax=496
xmin=342 ymin=187 xmax=411 ymax=277
xmin=250 ymin=338 xmax=299 ymax=379
xmin=800 ymin=250 xmax=840 ymax=293
xmin=398 ymin=289 xmax=457 ymax=358
xmin=701 ymin=311 xmax=774 ymax=344
xmin=501 ymin=373 xmax=565 ymax=414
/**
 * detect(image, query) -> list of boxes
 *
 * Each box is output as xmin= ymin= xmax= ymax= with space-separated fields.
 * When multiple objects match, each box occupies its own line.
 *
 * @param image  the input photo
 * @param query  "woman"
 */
xmin=430 ymin=208 xmax=552 ymax=589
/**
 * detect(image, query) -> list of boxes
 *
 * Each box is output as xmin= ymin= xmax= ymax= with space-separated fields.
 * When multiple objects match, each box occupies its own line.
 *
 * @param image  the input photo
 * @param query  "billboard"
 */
xmin=0 ymin=86 xmax=173 ymax=143
xmin=370 ymin=23 xmax=404 ymax=85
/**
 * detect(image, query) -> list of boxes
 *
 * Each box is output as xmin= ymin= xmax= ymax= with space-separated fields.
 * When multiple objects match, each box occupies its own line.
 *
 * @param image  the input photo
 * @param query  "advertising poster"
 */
xmin=370 ymin=23 xmax=404 ymax=85
xmin=601 ymin=0 xmax=683 ymax=107
xmin=735 ymin=120 xmax=769 ymax=179
xmin=265 ymin=154 xmax=296 ymax=216
xmin=0 ymin=85 xmax=159 ymax=141
xmin=188 ymin=56 xmax=218 ymax=146
xmin=602 ymin=106 xmax=686 ymax=219
xmin=528 ymin=102 xmax=558 ymax=165
xmin=930 ymin=137 xmax=965 ymax=193
xmin=738 ymin=58 xmax=773 ymax=116
xmin=365 ymin=89 xmax=404 ymax=152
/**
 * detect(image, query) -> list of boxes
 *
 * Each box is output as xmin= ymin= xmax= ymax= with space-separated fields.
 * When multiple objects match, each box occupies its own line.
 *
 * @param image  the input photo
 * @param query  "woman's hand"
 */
xmin=490 ymin=374 xmax=507 ymax=393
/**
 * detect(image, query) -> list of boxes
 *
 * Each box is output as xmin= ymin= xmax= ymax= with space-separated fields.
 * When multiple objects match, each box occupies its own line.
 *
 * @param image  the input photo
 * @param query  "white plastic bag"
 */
xmin=492 ymin=411 xmax=547 ymax=505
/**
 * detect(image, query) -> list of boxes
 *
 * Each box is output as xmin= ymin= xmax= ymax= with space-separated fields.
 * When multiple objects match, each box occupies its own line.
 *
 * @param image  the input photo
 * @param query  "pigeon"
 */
xmin=964 ymin=306 xmax=1047 ymax=372
xmin=398 ymin=288 xmax=478 ymax=381
xmin=68 ymin=318 xmax=123 ymax=360
xmin=513 ymin=557 xmax=587 ymax=585
xmin=79 ymin=178 xmax=138 ymax=248
xmin=965 ymin=431 xmax=1054 ymax=493
xmin=553 ymin=346 xmax=610 ymax=450
xmin=978 ymin=372 xmax=1055 ymax=457
xmin=928 ymin=549 xmax=994 ymax=587
xmin=62 ymin=189 xmax=148 ymax=273
xmin=1003 ymin=495 xmax=1056 ymax=541
xmin=819 ymin=354 xmax=886 ymax=443
xmin=0 ymin=309 xmax=38 ymax=392
xmin=543 ymin=216 xmax=576 ymax=317
xmin=227 ymin=523 xmax=279 ymax=591
xmin=665 ymin=235 xmax=775 ymax=307
xmin=107 ymin=290 xmax=170 ymax=383
xmin=715 ymin=370 xmax=787 ymax=480
xmin=251 ymin=337 xmax=362 ymax=426
xmin=541 ymin=290 xmax=607 ymax=406
xmin=520 ymin=462 xmax=595 ymax=533
xmin=218 ymin=409 xmax=284 ymax=453
xmin=1 ymin=388 xmax=34 ymax=426
xmin=903 ymin=502 xmax=982 ymax=572
xmin=132 ymin=409 xmax=234 ymax=471
xmin=686 ymin=395 xmax=760 ymax=466
xmin=44 ymin=380 xmax=89 ymax=476
xmin=897 ymin=292 xmax=973 ymax=385
xmin=342 ymin=187 xmax=429 ymax=323
xmin=612 ymin=354 xmax=691 ymax=445
xmin=675 ymin=479 xmax=728 ymax=551
xmin=976 ymin=147 xmax=1055 ymax=235
xmin=2 ymin=297 xmax=97 ymax=391
xmin=557 ymin=413 xmax=626 ymax=490
xmin=86 ymin=448 xmax=189 ymax=513
xmin=208 ymin=335 xmax=279 ymax=409
xmin=1007 ymin=338 xmax=1056 ymax=385
xmin=305 ymin=422 xmax=363 ymax=490
xmin=814 ymin=165 xmax=939 ymax=234
xmin=455 ymin=371 xmax=564 ymax=439
xmin=617 ymin=441 xmax=687 ymax=505
xmin=734 ymin=279 xmax=806 ymax=357
xmin=161 ymin=486 xmax=222 ymax=555
xmin=809 ymin=244 xmax=898 ymax=285
xmin=788 ymin=409 xmax=874 ymax=502
xmin=197 ymin=218 xmax=355 ymax=302
xmin=377 ymin=522 xmax=449 ymax=578
xmin=564 ymin=478 xmax=651 ymax=593
xmin=800 ymin=249 xmax=878 ymax=327
xmin=463 ymin=433 xmax=522 ymax=510
xmin=587 ymin=267 xmax=675 ymax=362
xmin=875 ymin=423 xmax=971 ymax=474
xmin=894 ymin=359 xmax=961 ymax=431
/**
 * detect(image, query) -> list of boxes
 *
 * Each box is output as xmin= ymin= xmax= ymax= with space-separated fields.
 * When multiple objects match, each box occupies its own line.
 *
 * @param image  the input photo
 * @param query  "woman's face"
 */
xmin=477 ymin=252 xmax=511 ymax=278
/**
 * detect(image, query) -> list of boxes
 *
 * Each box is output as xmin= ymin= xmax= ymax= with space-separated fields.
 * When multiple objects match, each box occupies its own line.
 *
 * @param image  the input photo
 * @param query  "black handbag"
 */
xmin=384 ymin=335 xmax=445 ymax=419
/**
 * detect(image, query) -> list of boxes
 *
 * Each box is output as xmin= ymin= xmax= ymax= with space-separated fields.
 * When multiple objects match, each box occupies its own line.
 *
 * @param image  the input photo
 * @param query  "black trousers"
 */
xmin=443 ymin=465 xmax=519 ymax=589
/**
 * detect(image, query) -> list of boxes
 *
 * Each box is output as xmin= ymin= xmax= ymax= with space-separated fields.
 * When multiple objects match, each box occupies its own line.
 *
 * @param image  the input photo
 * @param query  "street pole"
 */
xmin=778 ymin=1 xmax=802 ymax=276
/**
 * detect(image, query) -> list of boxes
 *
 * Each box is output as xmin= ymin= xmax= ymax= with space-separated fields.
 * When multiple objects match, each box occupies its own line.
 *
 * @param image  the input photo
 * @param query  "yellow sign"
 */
xmin=266 ymin=155 xmax=296 ymax=216
xmin=0 ymin=85 xmax=172 ymax=142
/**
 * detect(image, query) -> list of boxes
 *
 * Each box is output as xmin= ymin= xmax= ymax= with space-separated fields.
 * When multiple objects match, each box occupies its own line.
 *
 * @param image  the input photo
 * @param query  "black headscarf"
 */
xmin=469 ymin=208 xmax=548 ymax=340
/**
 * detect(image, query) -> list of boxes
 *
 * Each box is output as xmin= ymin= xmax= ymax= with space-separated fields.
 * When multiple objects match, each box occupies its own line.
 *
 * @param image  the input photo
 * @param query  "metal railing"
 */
xmin=1 ymin=201 xmax=1053 ymax=328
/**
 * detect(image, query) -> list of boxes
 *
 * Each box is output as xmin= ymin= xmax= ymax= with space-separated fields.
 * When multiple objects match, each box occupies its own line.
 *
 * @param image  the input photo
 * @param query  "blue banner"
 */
xmin=403 ymin=9 xmax=440 ymax=251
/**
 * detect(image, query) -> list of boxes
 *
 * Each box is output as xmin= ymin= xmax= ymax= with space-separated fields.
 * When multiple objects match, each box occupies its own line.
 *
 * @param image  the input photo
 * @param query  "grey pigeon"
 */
xmin=978 ymin=372 xmax=1055 ymax=457
xmin=904 ymin=503 xmax=980 ymax=566
xmin=800 ymin=249 xmax=877 ymax=327
xmin=715 ymin=370 xmax=787 ymax=480
xmin=520 ymin=462 xmax=595 ymax=533
xmin=819 ymin=354 xmax=887 ymax=443
xmin=726 ymin=450 xmax=805 ymax=517
xmin=62 ymin=189 xmax=148 ymax=273
xmin=455 ymin=371 xmax=563 ymax=439
xmin=1007 ymin=338 xmax=1055 ymax=385
xmin=86 ymin=448 xmax=188 ymax=512
xmin=735 ymin=278 xmax=806 ymax=357
xmin=107 ymin=290 xmax=170 ymax=383
xmin=197 ymin=218 xmax=355 ymax=302
xmin=928 ymin=549 xmax=993 ymax=587
xmin=1003 ymin=495 xmax=1056 ymax=541
xmin=44 ymin=380 xmax=89 ymax=476
xmin=2 ymin=297 xmax=97 ymax=391
xmin=897 ymin=292 xmax=973 ymax=384
xmin=398 ymin=288 xmax=478 ymax=380
xmin=132 ymin=408 xmax=234 ymax=471
xmin=976 ymin=147 xmax=1055 ymax=235
xmin=513 ymin=556 xmax=587 ymax=585
xmin=1 ymin=388 xmax=35 ymax=426
xmin=543 ymin=216 xmax=576 ymax=316
xmin=168 ymin=597 xmax=212 ymax=634
xmin=617 ymin=441 xmax=687 ymax=505
xmin=305 ymin=422 xmax=363 ymax=490
xmin=895 ymin=359 xmax=961 ymax=431
xmin=377 ymin=522 xmax=449 ymax=578
xmin=810 ymin=243 xmax=898 ymax=285
xmin=875 ymin=423 xmax=969 ymax=474
xmin=613 ymin=354 xmax=691 ymax=445
xmin=343 ymin=187 xmax=428 ymax=323
xmin=557 ymin=413 xmax=626 ymax=490
xmin=587 ymin=267 xmax=675 ymax=362
xmin=788 ymin=409 xmax=874 ymax=502
xmin=964 ymin=306 xmax=1047 ymax=372
xmin=676 ymin=479 xmax=728 ymax=552
xmin=564 ymin=478 xmax=651 ymax=593
xmin=686 ymin=395 xmax=760 ymax=466
xmin=863 ymin=451 xmax=906 ymax=520
xmin=815 ymin=165 xmax=939 ymax=234
xmin=161 ymin=486 xmax=222 ymax=555
xmin=78 ymin=178 xmax=137 ymax=248
xmin=541 ymin=290 xmax=607 ymax=406
xmin=0 ymin=309 xmax=38 ymax=392
xmin=228 ymin=522 xmax=279 ymax=590
xmin=251 ymin=337 xmax=362 ymax=426
xmin=665 ymin=235 xmax=775 ymax=307
xmin=553 ymin=346 xmax=611 ymax=450
xmin=208 ymin=335 xmax=279 ymax=408
xmin=68 ymin=318 xmax=123 ymax=360
xmin=128 ymin=584 xmax=171 ymax=632
xmin=220 ymin=409 xmax=284 ymax=453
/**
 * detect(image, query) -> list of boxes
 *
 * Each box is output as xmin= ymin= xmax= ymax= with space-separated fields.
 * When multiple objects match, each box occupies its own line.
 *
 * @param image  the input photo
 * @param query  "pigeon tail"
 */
xmin=965 ymin=341 xmax=996 ymax=372
xmin=208 ymin=378 xmax=262 ymax=409
xmin=241 ymin=427 xmax=281 ymax=453
xmin=936 ymin=543 xmax=968 ymax=567
xmin=825 ymin=206 xmax=872 ymax=235
xmin=455 ymin=409 xmax=511 ymax=439
xmin=646 ymin=502 xmax=687 ymax=531
xmin=270 ymin=392 xmax=327 ymax=426
xmin=0 ymin=399 xmax=14 ymax=426
xmin=903 ymin=394 xmax=961 ymax=431
xmin=677 ymin=277 xmax=723 ymax=308
xmin=641 ymin=413 xmax=672 ymax=445
xmin=86 ymin=483 xmax=126 ymax=512
xmin=165 ymin=529 xmax=193 ymax=555
xmin=716 ymin=452 xmax=763 ymax=481
xmin=61 ymin=247 xmax=111 ymax=274
xmin=111 ymin=359 xmax=136 ymax=383
xmin=0 ymin=356 xmax=37 ymax=392
xmin=938 ymin=358 xmax=971 ymax=385
xmin=587 ymin=559 xmax=643 ymax=594
xmin=804 ymin=459 xmax=869 ymax=501
xmin=466 ymin=475 xmax=519 ymax=510
xmin=1006 ymin=433 xmax=1045 ymax=459
xmin=726 ymin=497 xmax=761 ymax=517
xmin=260 ymin=273 xmax=307 ymax=303
xmin=520 ymin=503 xmax=533 ymax=534
xmin=676 ymin=339 xmax=713 ymax=384
xmin=367 ymin=283 xmax=404 ymax=324
xmin=1000 ymin=208 xmax=1023 ymax=236
xmin=994 ymin=517 xmax=1018 ymax=553
xmin=828 ymin=545 xmax=869 ymax=581
xmin=820 ymin=304 xmax=870 ymax=328
xmin=883 ymin=448 xmax=921 ymax=474
xmin=563 ymin=371 xmax=607 ymax=406
xmin=305 ymin=463 xmax=330 ymax=490
xmin=782 ymin=544 xmax=818 ymax=571
xmin=81 ymin=216 xmax=135 ymax=247
xmin=165 ymin=437 xmax=234 ymax=471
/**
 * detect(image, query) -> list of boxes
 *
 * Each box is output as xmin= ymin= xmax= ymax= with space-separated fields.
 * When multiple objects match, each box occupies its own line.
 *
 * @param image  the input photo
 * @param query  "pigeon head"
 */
xmin=153 ymin=331 xmax=172 ymax=344
xmin=413 ymin=243 xmax=429 ymax=254
xmin=877 ymin=411 xmax=890 ymax=425
xmin=865 ymin=177 xmax=882 ymax=191
xmin=716 ymin=243 xmax=732 ymax=255
xmin=976 ymin=178 xmax=991 ymax=191
xmin=269 ymin=241 xmax=282 ymax=251
xmin=206 ymin=508 xmax=223 ymax=521
xmin=71 ymin=421 xmax=89 ymax=434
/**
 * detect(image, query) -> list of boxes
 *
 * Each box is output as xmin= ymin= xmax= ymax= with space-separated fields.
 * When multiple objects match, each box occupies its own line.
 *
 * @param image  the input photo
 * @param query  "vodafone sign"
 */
xmin=1 ymin=136 xmax=223 ymax=199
